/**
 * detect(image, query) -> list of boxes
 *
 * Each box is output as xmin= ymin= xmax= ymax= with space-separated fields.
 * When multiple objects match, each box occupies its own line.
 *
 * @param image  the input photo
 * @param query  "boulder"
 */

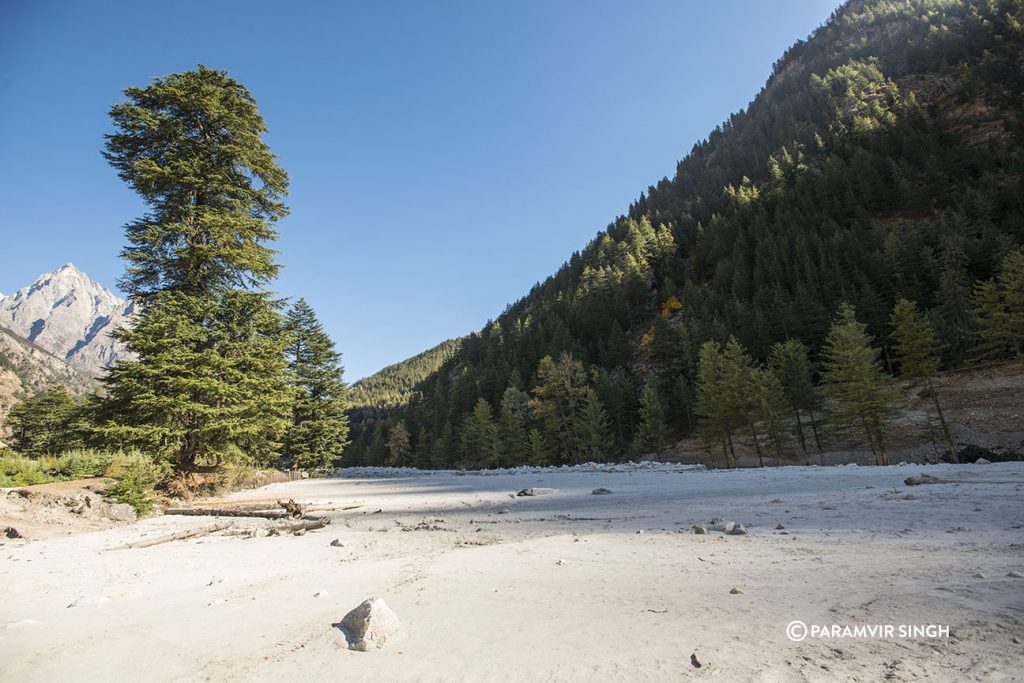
xmin=340 ymin=597 xmax=401 ymax=651
xmin=516 ymin=487 xmax=558 ymax=497
xmin=106 ymin=503 xmax=137 ymax=522
xmin=591 ymin=488 xmax=613 ymax=495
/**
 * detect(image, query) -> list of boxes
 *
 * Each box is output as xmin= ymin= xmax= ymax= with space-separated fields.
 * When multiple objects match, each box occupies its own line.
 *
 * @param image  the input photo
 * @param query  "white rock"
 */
xmin=106 ymin=503 xmax=137 ymax=522
xmin=1008 ymin=571 xmax=1024 ymax=579
xmin=340 ymin=597 xmax=401 ymax=651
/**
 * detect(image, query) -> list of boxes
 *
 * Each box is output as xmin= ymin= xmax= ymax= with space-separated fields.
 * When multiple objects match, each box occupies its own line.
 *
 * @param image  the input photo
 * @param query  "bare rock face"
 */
xmin=340 ymin=597 xmax=401 ymax=651
xmin=0 ymin=263 xmax=134 ymax=377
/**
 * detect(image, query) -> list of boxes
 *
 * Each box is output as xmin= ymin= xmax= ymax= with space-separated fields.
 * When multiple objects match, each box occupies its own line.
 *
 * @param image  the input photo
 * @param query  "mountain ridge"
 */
xmin=0 ymin=263 xmax=133 ymax=377
xmin=344 ymin=0 xmax=1024 ymax=467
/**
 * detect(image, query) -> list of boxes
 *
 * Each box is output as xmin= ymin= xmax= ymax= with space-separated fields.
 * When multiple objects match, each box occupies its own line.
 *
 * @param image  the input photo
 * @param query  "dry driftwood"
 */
xmin=109 ymin=522 xmax=232 ymax=550
xmin=269 ymin=517 xmax=330 ymax=535
xmin=905 ymin=473 xmax=1018 ymax=486
xmin=164 ymin=508 xmax=290 ymax=519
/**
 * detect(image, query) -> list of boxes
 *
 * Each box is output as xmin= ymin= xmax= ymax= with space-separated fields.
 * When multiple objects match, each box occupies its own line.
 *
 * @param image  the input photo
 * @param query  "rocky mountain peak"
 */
xmin=0 ymin=264 xmax=133 ymax=377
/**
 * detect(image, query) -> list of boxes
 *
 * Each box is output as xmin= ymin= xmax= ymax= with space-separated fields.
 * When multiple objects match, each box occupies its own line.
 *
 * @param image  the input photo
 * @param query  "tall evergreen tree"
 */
xmin=973 ymin=248 xmax=1024 ymax=361
xmin=890 ymin=298 xmax=956 ymax=461
xmin=385 ymin=421 xmax=411 ymax=467
xmin=578 ymin=389 xmax=611 ymax=462
xmin=634 ymin=383 xmax=671 ymax=457
xmin=460 ymin=399 xmax=500 ymax=468
xmin=7 ymin=386 xmax=89 ymax=457
xmin=282 ymin=298 xmax=349 ymax=470
xmin=769 ymin=340 xmax=825 ymax=463
xmin=822 ymin=304 xmax=898 ymax=465
xmin=99 ymin=66 xmax=292 ymax=470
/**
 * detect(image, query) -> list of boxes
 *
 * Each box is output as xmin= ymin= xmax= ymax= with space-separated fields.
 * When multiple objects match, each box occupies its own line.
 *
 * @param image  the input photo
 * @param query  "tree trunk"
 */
xmin=726 ymin=431 xmax=738 ymax=469
xmin=928 ymin=379 xmax=957 ymax=462
xmin=793 ymin=409 xmax=809 ymax=463
xmin=808 ymin=408 xmax=826 ymax=466
xmin=749 ymin=427 xmax=765 ymax=467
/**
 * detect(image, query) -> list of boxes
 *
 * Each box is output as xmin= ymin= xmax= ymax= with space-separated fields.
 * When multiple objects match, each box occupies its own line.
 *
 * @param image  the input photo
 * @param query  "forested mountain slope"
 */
xmin=346 ymin=0 xmax=1024 ymax=468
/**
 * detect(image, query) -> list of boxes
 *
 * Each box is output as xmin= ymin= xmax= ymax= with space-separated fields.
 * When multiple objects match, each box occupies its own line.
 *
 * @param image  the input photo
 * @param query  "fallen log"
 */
xmin=905 ymin=474 xmax=1019 ymax=486
xmin=270 ymin=517 xmax=330 ymax=535
xmin=164 ymin=508 xmax=290 ymax=519
xmin=109 ymin=522 xmax=232 ymax=550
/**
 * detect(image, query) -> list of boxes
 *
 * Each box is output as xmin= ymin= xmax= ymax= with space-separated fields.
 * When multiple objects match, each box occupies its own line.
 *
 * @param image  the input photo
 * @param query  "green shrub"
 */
xmin=0 ymin=454 xmax=53 ymax=487
xmin=106 ymin=456 xmax=170 ymax=516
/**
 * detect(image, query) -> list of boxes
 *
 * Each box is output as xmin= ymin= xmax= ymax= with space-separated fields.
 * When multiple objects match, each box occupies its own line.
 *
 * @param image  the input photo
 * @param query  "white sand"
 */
xmin=2 ymin=462 xmax=1023 ymax=681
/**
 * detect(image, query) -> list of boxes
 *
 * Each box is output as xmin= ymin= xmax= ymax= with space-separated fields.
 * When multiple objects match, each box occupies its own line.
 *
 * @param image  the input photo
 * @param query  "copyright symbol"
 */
xmin=787 ymin=620 xmax=808 ymax=642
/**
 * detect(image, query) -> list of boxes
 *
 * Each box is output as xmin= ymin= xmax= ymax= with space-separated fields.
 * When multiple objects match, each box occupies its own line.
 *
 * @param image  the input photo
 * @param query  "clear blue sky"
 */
xmin=0 ymin=0 xmax=840 ymax=381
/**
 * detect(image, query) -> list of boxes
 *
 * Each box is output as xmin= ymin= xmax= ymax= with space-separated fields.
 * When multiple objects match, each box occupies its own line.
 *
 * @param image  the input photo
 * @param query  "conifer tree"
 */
xmin=529 ymin=354 xmax=592 ymax=464
xmin=578 ymin=389 xmax=611 ymax=462
xmin=974 ymin=248 xmax=1024 ymax=360
xmin=498 ymin=386 xmax=531 ymax=463
xmin=695 ymin=341 xmax=739 ymax=467
xmin=385 ymin=421 xmax=411 ymax=467
xmin=460 ymin=399 xmax=500 ymax=468
xmin=100 ymin=66 xmax=291 ymax=470
xmin=527 ymin=428 xmax=551 ymax=466
xmin=282 ymin=298 xmax=349 ymax=470
xmin=634 ymin=383 xmax=671 ymax=457
xmin=8 ymin=386 xmax=88 ymax=456
xmin=769 ymin=340 xmax=825 ymax=463
xmin=822 ymin=304 xmax=898 ymax=465
xmin=891 ymin=298 xmax=956 ymax=461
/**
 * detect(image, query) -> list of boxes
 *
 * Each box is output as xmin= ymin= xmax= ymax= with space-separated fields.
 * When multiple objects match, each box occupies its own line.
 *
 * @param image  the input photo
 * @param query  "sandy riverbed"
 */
xmin=2 ymin=462 xmax=1023 ymax=682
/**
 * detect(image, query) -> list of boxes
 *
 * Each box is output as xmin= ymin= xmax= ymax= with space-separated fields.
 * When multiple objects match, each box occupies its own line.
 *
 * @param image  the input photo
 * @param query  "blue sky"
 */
xmin=0 ymin=0 xmax=840 ymax=380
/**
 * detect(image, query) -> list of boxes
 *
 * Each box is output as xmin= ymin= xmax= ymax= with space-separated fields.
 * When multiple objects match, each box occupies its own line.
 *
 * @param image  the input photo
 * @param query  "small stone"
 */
xmin=591 ymin=488 xmax=613 ymax=495
xmin=252 ymin=528 xmax=270 ymax=538
xmin=635 ymin=529 xmax=644 ymax=535
xmin=975 ymin=458 xmax=991 ymax=464
xmin=1008 ymin=571 xmax=1024 ymax=579
xmin=729 ymin=587 xmax=744 ymax=595
xmin=3 ymin=526 xmax=23 ymax=539
xmin=106 ymin=503 xmax=137 ymax=522
xmin=206 ymin=577 xmax=224 ymax=586
xmin=314 ymin=591 xmax=327 ymax=598
xmin=555 ymin=559 xmax=565 ymax=566
xmin=1013 ymin=636 xmax=1022 ymax=644
xmin=727 ymin=524 xmax=748 ymax=536
xmin=692 ymin=525 xmax=707 ymax=535
xmin=709 ymin=517 xmax=722 ymax=525
xmin=974 ymin=572 xmax=987 ymax=579
xmin=516 ymin=487 xmax=558 ymax=497
xmin=690 ymin=653 xmax=702 ymax=669
xmin=330 ymin=538 xmax=344 ymax=547
xmin=340 ymin=597 xmax=401 ymax=651
xmin=293 ymin=529 xmax=306 ymax=537
xmin=775 ymin=523 xmax=786 ymax=530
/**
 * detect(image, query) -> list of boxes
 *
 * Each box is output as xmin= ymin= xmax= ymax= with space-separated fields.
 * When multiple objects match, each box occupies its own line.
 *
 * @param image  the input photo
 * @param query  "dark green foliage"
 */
xmin=282 ymin=299 xmax=349 ymax=470
xmin=973 ymin=248 xmax=1024 ymax=360
xmin=98 ymin=67 xmax=292 ymax=471
xmin=345 ymin=0 xmax=1023 ymax=468
xmin=769 ymin=340 xmax=825 ymax=462
xmin=634 ymin=383 xmax=671 ymax=457
xmin=891 ymin=298 xmax=956 ymax=459
xmin=8 ymin=386 xmax=89 ymax=457
xmin=822 ymin=304 xmax=899 ymax=465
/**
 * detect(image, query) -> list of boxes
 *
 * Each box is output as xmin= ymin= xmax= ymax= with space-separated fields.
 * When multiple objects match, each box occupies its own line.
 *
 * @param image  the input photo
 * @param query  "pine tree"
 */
xmin=527 ymin=428 xmax=551 ymax=466
xmin=99 ymin=66 xmax=291 ymax=471
xmin=529 ymin=353 xmax=593 ymax=464
xmin=460 ymin=399 xmax=500 ymax=468
xmin=750 ymin=367 xmax=791 ymax=466
xmin=634 ymin=383 xmax=670 ymax=457
xmin=498 ymin=386 xmax=531 ymax=463
xmin=974 ymin=248 xmax=1024 ymax=360
xmin=282 ymin=299 xmax=349 ymax=470
xmin=7 ymin=386 xmax=89 ymax=456
xmin=385 ymin=421 xmax=411 ymax=467
xmin=577 ymin=389 xmax=611 ymax=462
xmin=891 ymin=298 xmax=956 ymax=461
xmin=769 ymin=340 xmax=825 ymax=463
xmin=822 ymin=304 xmax=898 ymax=465
xmin=695 ymin=341 xmax=739 ymax=468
